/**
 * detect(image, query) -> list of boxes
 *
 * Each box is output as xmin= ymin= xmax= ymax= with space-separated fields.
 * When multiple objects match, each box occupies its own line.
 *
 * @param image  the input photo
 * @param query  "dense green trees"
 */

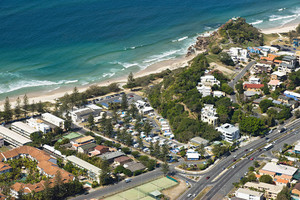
xmin=147 ymin=54 xmax=221 ymax=142
xmin=259 ymin=175 xmax=273 ymax=184
xmin=259 ymin=99 xmax=273 ymax=113
xmin=218 ymin=18 xmax=263 ymax=46
xmin=126 ymin=72 xmax=136 ymax=88
xmin=218 ymin=52 xmax=234 ymax=66
xmin=239 ymin=116 xmax=266 ymax=136
xmin=276 ymin=186 xmax=291 ymax=200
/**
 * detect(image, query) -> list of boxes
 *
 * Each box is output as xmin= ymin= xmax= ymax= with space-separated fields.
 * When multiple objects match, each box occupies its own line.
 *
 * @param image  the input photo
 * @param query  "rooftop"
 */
xmin=75 ymin=136 xmax=94 ymax=144
xmin=236 ymin=188 xmax=263 ymax=197
xmin=244 ymin=182 xmax=283 ymax=194
xmin=262 ymin=162 xmax=298 ymax=176
xmin=243 ymin=84 xmax=264 ymax=89
xmin=11 ymin=121 xmax=37 ymax=134
xmin=66 ymin=155 xmax=101 ymax=174
xmin=124 ymin=161 xmax=145 ymax=172
xmin=98 ymin=151 xmax=125 ymax=160
xmin=0 ymin=126 xmax=32 ymax=145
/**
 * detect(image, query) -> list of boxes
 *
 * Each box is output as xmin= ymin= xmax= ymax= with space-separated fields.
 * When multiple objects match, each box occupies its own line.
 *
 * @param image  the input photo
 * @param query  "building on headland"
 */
xmin=27 ymin=118 xmax=51 ymax=134
xmin=41 ymin=113 xmax=65 ymax=129
xmin=213 ymin=90 xmax=225 ymax=98
xmin=197 ymin=85 xmax=212 ymax=97
xmin=235 ymin=188 xmax=263 ymax=200
xmin=284 ymin=91 xmax=300 ymax=101
xmin=201 ymin=104 xmax=218 ymax=126
xmin=251 ymin=62 xmax=272 ymax=74
xmin=66 ymin=155 xmax=101 ymax=183
xmin=216 ymin=123 xmax=240 ymax=142
xmin=271 ymin=71 xmax=286 ymax=80
xmin=11 ymin=121 xmax=38 ymax=138
xmin=243 ymin=84 xmax=264 ymax=93
xmin=244 ymin=182 xmax=283 ymax=200
xmin=200 ymin=75 xmax=220 ymax=87
xmin=0 ymin=126 xmax=32 ymax=147
xmin=268 ymin=80 xmax=282 ymax=91
xmin=229 ymin=47 xmax=249 ymax=63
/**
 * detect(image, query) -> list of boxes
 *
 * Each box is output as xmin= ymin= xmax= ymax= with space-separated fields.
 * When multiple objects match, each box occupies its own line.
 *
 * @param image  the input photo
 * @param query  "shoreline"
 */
xmin=0 ymin=53 xmax=197 ymax=108
xmin=260 ymin=20 xmax=299 ymax=34
xmin=1 ymin=19 xmax=300 ymax=108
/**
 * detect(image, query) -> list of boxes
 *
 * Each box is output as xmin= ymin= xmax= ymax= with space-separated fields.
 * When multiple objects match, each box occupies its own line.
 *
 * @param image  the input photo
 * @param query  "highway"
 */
xmin=178 ymin=118 xmax=300 ymax=200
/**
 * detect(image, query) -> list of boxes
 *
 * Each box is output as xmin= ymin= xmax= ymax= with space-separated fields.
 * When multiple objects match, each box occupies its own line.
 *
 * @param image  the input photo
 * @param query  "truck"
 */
xmin=264 ymin=143 xmax=274 ymax=151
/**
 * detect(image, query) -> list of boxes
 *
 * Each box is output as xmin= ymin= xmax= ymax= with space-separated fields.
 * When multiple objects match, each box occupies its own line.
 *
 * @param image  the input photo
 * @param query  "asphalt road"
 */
xmin=178 ymin=118 xmax=300 ymax=200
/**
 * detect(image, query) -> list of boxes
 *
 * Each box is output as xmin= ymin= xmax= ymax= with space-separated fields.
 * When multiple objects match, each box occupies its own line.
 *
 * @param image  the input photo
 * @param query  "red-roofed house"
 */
xmin=243 ymin=84 xmax=264 ymax=92
xmin=114 ymin=156 xmax=132 ymax=166
xmin=0 ymin=162 xmax=12 ymax=174
xmin=88 ymin=145 xmax=109 ymax=157
xmin=268 ymin=80 xmax=282 ymax=91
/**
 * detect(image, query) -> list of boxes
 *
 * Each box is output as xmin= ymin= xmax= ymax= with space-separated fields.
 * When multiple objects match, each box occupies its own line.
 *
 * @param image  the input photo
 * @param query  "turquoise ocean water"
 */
xmin=1 ymin=0 xmax=300 ymax=100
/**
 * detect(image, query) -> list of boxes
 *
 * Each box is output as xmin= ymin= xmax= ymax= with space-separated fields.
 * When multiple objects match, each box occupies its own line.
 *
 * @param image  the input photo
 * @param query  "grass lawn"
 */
xmin=0 ymin=146 xmax=9 ymax=152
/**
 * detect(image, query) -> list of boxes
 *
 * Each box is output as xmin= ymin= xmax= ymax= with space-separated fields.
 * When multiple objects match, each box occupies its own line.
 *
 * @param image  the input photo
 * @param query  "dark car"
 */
xmin=233 ymin=159 xmax=236 ymax=162
xmin=244 ymin=149 xmax=248 ymax=152
xmin=206 ymin=176 xmax=210 ymax=179
xmin=250 ymin=157 xmax=254 ymax=160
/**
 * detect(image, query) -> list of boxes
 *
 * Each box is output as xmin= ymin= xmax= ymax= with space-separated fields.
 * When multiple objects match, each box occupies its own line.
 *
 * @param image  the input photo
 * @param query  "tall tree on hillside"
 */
xmin=143 ymin=121 xmax=152 ymax=136
xmin=121 ymin=93 xmax=128 ymax=110
xmin=36 ymin=100 xmax=44 ymax=113
xmin=71 ymin=87 xmax=80 ymax=109
xmin=197 ymin=144 xmax=206 ymax=159
xmin=3 ymin=97 xmax=12 ymax=121
xmin=23 ymin=94 xmax=29 ymax=116
xmin=30 ymin=100 xmax=36 ymax=115
xmin=127 ymin=72 xmax=136 ymax=88
xmin=15 ymin=97 xmax=21 ymax=118
xmin=99 ymin=159 xmax=111 ymax=186
xmin=88 ymin=114 xmax=95 ymax=130
xmin=161 ymin=162 xmax=169 ymax=175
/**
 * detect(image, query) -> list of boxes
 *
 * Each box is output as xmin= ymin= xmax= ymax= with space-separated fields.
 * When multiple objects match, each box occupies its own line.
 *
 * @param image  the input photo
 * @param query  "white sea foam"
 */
xmin=172 ymin=36 xmax=188 ymax=42
xmin=143 ymin=50 xmax=181 ymax=64
xmin=269 ymin=14 xmax=298 ymax=21
xmin=250 ymin=20 xmax=263 ymax=25
xmin=102 ymin=72 xmax=115 ymax=78
xmin=0 ymin=79 xmax=79 ymax=94
xmin=278 ymin=8 xmax=286 ymax=12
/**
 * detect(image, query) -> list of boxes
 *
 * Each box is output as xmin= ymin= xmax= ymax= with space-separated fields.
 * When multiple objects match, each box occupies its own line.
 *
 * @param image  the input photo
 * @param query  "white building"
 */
xmin=244 ymin=182 xmax=283 ymax=200
xmin=229 ymin=47 xmax=249 ymax=63
xmin=249 ymin=77 xmax=261 ymax=84
xmin=216 ymin=123 xmax=240 ymax=142
xmin=200 ymin=75 xmax=220 ymax=87
xmin=186 ymin=149 xmax=200 ymax=160
xmin=0 ymin=126 xmax=32 ymax=147
xmin=134 ymin=100 xmax=154 ymax=115
xmin=42 ymin=113 xmax=65 ymax=129
xmin=11 ymin=122 xmax=38 ymax=138
xmin=197 ymin=85 xmax=211 ymax=97
xmin=66 ymin=155 xmax=101 ymax=183
xmin=0 ymin=136 xmax=4 ymax=147
xmin=26 ymin=118 xmax=51 ymax=134
xmin=213 ymin=91 xmax=225 ymax=98
xmin=201 ymin=104 xmax=218 ymax=126
xmin=235 ymin=188 xmax=263 ymax=200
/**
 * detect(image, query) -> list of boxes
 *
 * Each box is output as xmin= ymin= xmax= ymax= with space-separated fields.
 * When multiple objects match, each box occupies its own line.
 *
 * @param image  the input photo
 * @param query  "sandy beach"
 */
xmin=260 ymin=21 xmax=299 ymax=34
xmin=0 ymin=53 xmax=196 ymax=108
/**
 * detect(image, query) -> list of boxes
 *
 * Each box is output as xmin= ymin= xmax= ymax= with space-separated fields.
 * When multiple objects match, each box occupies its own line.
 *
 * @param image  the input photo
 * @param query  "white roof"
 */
xmin=86 ymin=104 xmax=102 ymax=110
xmin=244 ymin=182 xmax=283 ymax=194
xmin=236 ymin=188 xmax=263 ymax=197
xmin=262 ymin=162 xmax=298 ymax=176
xmin=0 ymin=126 xmax=32 ymax=145
xmin=186 ymin=151 xmax=200 ymax=159
xmin=295 ymin=145 xmax=300 ymax=152
xmin=42 ymin=113 xmax=64 ymax=122
xmin=217 ymin=123 xmax=239 ymax=134
xmin=272 ymin=71 xmax=286 ymax=77
xmin=142 ymin=107 xmax=154 ymax=112
xmin=12 ymin=121 xmax=37 ymax=134
xmin=66 ymin=155 xmax=101 ymax=175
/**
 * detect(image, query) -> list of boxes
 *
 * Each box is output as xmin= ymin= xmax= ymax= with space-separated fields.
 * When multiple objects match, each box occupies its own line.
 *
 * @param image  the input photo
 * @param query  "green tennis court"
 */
xmin=104 ymin=177 xmax=178 ymax=200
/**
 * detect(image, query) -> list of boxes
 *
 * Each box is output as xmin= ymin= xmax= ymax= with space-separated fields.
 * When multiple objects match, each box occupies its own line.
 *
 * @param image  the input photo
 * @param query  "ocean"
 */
xmin=1 ymin=0 xmax=300 ymax=100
